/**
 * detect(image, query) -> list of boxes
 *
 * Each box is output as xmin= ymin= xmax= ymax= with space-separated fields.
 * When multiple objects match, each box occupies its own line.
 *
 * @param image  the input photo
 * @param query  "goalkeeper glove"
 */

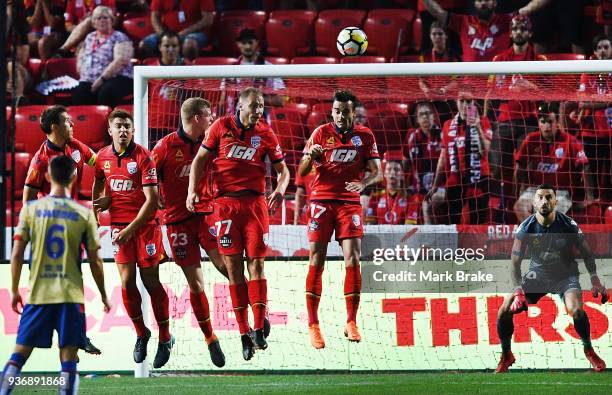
xmin=590 ymin=275 xmax=608 ymax=304
xmin=509 ymin=287 xmax=528 ymax=313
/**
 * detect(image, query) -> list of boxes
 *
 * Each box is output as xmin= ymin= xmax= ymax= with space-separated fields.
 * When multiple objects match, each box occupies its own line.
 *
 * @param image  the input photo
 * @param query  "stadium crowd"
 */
xmin=5 ymin=0 xmax=612 ymax=226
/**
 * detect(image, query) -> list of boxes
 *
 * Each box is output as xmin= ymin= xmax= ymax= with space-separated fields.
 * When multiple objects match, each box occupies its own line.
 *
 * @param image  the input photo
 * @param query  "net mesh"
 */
xmin=147 ymin=72 xmax=612 ymax=226
xmin=143 ymin=69 xmax=612 ymax=371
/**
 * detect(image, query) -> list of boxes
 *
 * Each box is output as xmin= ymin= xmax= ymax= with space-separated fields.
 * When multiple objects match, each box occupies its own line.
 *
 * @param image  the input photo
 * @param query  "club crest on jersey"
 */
xmin=71 ymin=150 xmax=81 ymax=163
xmin=351 ymin=136 xmax=362 ymax=147
xmin=208 ymin=226 xmax=217 ymax=238
xmin=326 ymin=136 xmax=336 ymax=146
xmin=251 ymin=136 xmax=261 ymax=148
xmin=555 ymin=147 xmax=564 ymax=158
xmin=175 ymin=149 xmax=184 ymax=161
xmin=146 ymin=243 xmax=156 ymax=256
xmin=127 ymin=161 xmax=138 ymax=174
xmin=490 ymin=25 xmax=498 ymax=34
xmin=352 ymin=215 xmax=361 ymax=227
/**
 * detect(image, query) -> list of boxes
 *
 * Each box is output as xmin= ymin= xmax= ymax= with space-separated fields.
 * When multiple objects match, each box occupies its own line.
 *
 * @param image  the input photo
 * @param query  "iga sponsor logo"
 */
xmin=109 ymin=178 xmax=134 ymax=192
xmin=227 ymin=145 xmax=257 ymax=160
xmin=127 ymin=161 xmax=137 ymax=174
xmin=330 ymin=149 xmax=357 ymax=162
xmin=177 ymin=164 xmax=191 ymax=178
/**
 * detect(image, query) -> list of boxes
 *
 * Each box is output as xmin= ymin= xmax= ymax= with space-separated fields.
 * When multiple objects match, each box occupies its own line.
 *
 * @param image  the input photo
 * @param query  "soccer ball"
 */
xmin=336 ymin=27 xmax=368 ymax=56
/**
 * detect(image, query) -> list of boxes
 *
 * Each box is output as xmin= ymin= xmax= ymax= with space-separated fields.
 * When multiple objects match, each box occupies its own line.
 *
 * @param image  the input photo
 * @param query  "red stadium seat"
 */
xmin=366 ymin=102 xmax=410 ymax=153
xmin=192 ymin=57 xmax=239 ymax=65
xmin=79 ymin=164 xmax=96 ymax=199
xmin=543 ymin=53 xmax=586 ymax=61
xmin=67 ymin=105 xmax=111 ymax=151
xmin=270 ymin=107 xmax=308 ymax=151
xmin=27 ymin=58 xmax=44 ymax=84
xmin=15 ymin=105 xmax=49 ymax=154
xmin=116 ymin=104 xmax=133 ymax=115
xmin=364 ymin=9 xmax=415 ymax=60
xmin=266 ymin=57 xmax=289 ymax=64
xmin=291 ymin=56 xmax=338 ymax=64
xmin=215 ymin=11 xmax=267 ymax=56
xmin=44 ymin=57 xmax=78 ymax=80
xmin=315 ymin=10 xmax=367 ymax=56
xmin=6 ymin=153 xmax=31 ymax=199
xmin=122 ymin=16 xmax=154 ymax=41
xmin=283 ymin=102 xmax=309 ymax=118
xmin=340 ymin=56 xmax=387 ymax=63
xmin=266 ymin=10 xmax=316 ymax=59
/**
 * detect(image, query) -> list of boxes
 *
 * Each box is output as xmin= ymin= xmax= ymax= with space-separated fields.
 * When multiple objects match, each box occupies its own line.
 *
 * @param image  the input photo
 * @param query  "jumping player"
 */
xmin=187 ymin=87 xmax=290 ymax=360
xmin=1 ymin=155 xmax=110 ymax=395
xmin=152 ymin=97 xmax=225 ymax=367
xmin=495 ymin=184 xmax=608 ymax=373
xmin=298 ymin=90 xmax=382 ymax=349
xmin=92 ymin=109 xmax=173 ymax=368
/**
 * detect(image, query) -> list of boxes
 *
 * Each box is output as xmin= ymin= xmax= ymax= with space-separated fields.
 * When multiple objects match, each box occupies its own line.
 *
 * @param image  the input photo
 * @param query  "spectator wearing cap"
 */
xmin=486 ymin=15 xmax=546 ymax=188
xmin=141 ymin=0 xmax=215 ymax=60
xmin=366 ymin=151 xmax=415 ymax=225
xmin=218 ymin=28 xmax=286 ymax=114
xmin=72 ymin=6 xmax=133 ymax=107
xmin=513 ymin=102 xmax=594 ymax=221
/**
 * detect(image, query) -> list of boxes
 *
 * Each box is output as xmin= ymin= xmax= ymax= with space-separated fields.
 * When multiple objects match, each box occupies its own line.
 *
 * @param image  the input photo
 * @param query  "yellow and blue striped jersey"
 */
xmin=15 ymin=196 xmax=100 ymax=304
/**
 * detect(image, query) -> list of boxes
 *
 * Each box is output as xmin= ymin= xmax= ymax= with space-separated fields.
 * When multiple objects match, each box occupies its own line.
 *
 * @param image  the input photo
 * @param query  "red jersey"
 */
xmin=441 ymin=115 xmax=493 ymax=187
xmin=305 ymin=123 xmax=380 ymax=203
xmin=514 ymin=130 xmax=589 ymax=190
xmin=404 ymin=127 xmax=442 ymax=194
xmin=447 ymin=13 xmax=513 ymax=62
xmin=366 ymin=189 xmax=416 ymax=225
xmin=65 ymin=0 xmax=116 ymax=25
xmin=202 ymin=115 xmax=284 ymax=196
xmin=152 ymin=128 xmax=213 ymax=225
xmin=491 ymin=45 xmax=546 ymax=122
xmin=150 ymin=0 xmax=214 ymax=28
xmin=94 ymin=141 xmax=158 ymax=224
xmin=578 ymin=73 xmax=612 ymax=137
xmin=25 ymin=138 xmax=96 ymax=199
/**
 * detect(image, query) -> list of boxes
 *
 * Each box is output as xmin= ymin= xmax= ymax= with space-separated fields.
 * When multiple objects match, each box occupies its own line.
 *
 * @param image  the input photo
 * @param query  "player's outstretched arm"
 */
xmin=268 ymin=160 xmax=290 ymax=210
xmin=187 ymin=146 xmax=213 ymax=212
xmin=10 ymin=238 xmax=27 ymax=314
xmin=87 ymin=247 xmax=111 ymax=312
xmin=577 ymin=239 xmax=608 ymax=303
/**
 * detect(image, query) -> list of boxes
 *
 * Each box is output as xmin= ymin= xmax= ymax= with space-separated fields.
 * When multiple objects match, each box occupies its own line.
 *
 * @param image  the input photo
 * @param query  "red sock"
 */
xmin=229 ymin=283 xmax=250 ymax=335
xmin=248 ymin=279 xmax=267 ymax=330
xmin=344 ymin=265 xmax=361 ymax=323
xmin=190 ymin=291 xmax=213 ymax=339
xmin=122 ymin=287 xmax=147 ymax=337
xmin=305 ymin=265 xmax=324 ymax=326
xmin=149 ymin=285 xmax=170 ymax=343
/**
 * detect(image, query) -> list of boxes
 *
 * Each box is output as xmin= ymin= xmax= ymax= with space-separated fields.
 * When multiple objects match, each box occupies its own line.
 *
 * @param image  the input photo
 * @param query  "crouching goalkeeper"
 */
xmin=496 ymin=184 xmax=608 ymax=373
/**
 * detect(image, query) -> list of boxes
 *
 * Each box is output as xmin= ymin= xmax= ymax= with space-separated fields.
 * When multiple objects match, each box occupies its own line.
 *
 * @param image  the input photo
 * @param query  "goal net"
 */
xmin=132 ymin=61 xmax=612 ymax=373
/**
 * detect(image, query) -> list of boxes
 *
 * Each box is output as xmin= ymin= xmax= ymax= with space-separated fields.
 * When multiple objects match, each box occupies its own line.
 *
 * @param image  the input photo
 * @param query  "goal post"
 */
xmin=128 ymin=60 xmax=612 ymax=376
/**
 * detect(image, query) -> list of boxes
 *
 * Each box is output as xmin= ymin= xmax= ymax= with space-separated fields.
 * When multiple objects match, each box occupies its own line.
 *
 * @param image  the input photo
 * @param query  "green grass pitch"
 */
xmin=69 ymin=372 xmax=612 ymax=394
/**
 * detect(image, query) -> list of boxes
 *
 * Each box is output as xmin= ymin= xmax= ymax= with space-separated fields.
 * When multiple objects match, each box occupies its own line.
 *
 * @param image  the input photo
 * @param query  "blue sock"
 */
xmin=59 ymin=361 xmax=79 ymax=395
xmin=1 ymin=353 xmax=26 ymax=395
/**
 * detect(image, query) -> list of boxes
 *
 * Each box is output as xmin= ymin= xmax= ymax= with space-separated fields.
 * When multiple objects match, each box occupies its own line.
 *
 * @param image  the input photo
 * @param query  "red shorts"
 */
xmin=307 ymin=201 xmax=363 ymax=243
xmin=112 ymin=223 xmax=165 ymax=268
xmin=213 ymin=195 xmax=269 ymax=258
xmin=166 ymin=215 xmax=218 ymax=267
